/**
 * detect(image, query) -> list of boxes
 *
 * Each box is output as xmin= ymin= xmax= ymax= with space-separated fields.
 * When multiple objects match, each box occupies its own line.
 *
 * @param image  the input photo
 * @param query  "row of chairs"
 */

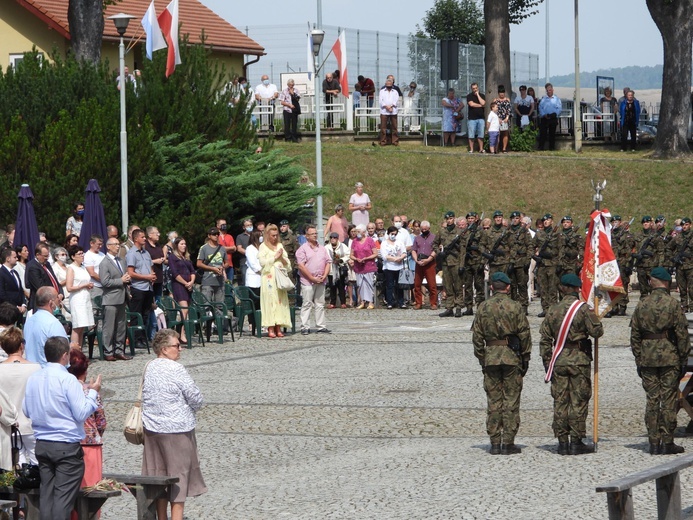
xmin=85 ymin=295 xmax=151 ymax=360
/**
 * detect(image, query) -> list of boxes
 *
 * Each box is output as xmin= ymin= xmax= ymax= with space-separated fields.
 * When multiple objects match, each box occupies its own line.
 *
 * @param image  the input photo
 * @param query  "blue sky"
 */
xmin=199 ymin=0 xmax=663 ymax=78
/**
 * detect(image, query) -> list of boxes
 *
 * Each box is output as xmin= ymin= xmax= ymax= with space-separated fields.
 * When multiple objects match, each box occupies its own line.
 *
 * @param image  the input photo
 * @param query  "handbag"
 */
xmin=274 ymin=266 xmax=294 ymax=291
xmin=500 ymin=121 xmax=509 ymax=131
xmin=124 ymin=361 xmax=151 ymax=445
xmin=11 ymin=428 xmax=40 ymax=489
xmin=398 ymin=264 xmax=414 ymax=289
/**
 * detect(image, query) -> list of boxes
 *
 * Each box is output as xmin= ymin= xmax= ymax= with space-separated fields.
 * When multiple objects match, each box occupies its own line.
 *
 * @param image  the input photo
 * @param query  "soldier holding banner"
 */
xmin=540 ymin=274 xmax=603 ymax=456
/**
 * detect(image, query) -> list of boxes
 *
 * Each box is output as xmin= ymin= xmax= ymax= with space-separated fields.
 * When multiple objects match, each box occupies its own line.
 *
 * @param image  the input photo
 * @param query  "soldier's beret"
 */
xmin=655 ymin=215 xmax=666 ymax=222
xmin=493 ymin=210 xmax=503 ymax=217
xmin=466 ymin=212 xmax=478 ymax=218
xmin=510 ymin=211 xmax=521 ymax=218
xmin=641 ymin=215 xmax=652 ymax=223
xmin=490 ymin=272 xmax=511 ymax=285
xmin=611 ymin=215 xmax=621 ymax=222
xmin=445 ymin=211 xmax=455 ymax=218
xmin=543 ymin=213 xmax=553 ymax=221
xmin=560 ymin=273 xmax=582 ymax=288
xmin=279 ymin=219 xmax=289 ymax=225
xmin=650 ymin=267 xmax=671 ymax=282
xmin=561 ymin=215 xmax=572 ymax=222
xmin=682 ymin=217 xmax=691 ymax=224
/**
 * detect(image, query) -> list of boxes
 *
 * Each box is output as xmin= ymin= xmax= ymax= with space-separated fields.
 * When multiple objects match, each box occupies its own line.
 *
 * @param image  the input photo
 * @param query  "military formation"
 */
xmin=445 ymin=209 xmax=693 ymax=456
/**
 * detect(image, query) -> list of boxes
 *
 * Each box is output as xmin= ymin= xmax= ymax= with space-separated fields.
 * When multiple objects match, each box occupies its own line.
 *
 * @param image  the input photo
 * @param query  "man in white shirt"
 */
xmin=392 ymin=215 xmax=413 ymax=252
xmin=255 ymin=74 xmax=279 ymax=132
xmin=378 ymin=78 xmax=400 ymax=146
xmin=83 ymin=234 xmax=105 ymax=304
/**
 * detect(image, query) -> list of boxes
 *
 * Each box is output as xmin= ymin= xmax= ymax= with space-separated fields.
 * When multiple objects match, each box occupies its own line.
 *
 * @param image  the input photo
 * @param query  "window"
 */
xmin=9 ymin=52 xmax=43 ymax=68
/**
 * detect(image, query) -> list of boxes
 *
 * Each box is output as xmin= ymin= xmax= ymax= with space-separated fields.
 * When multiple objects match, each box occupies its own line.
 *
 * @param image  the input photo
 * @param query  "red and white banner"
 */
xmin=331 ymin=30 xmax=349 ymax=97
xmin=545 ymin=299 xmax=585 ymax=383
xmin=157 ymin=0 xmax=181 ymax=77
xmin=580 ymin=208 xmax=625 ymax=317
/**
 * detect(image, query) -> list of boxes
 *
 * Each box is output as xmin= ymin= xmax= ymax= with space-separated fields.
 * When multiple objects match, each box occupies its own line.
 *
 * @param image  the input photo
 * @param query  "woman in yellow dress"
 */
xmin=258 ymin=224 xmax=292 ymax=338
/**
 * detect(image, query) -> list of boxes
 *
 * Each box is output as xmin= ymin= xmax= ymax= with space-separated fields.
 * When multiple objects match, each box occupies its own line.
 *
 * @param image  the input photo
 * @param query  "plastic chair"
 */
xmin=159 ymin=296 xmax=205 ymax=348
xmin=233 ymin=286 xmax=262 ymax=338
xmin=86 ymin=295 xmax=105 ymax=360
xmin=126 ymin=310 xmax=150 ymax=356
xmin=191 ymin=289 xmax=234 ymax=344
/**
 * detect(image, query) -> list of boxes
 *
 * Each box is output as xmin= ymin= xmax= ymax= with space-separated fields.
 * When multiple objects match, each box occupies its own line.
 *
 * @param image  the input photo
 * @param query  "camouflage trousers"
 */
xmin=616 ymin=263 xmax=630 ymax=311
xmin=462 ymin=264 xmax=485 ymax=308
xmin=636 ymin=267 xmax=653 ymax=297
xmin=483 ymin=364 xmax=523 ymax=444
xmin=442 ymin=264 xmax=464 ymax=310
xmin=550 ymin=364 xmax=592 ymax=442
xmin=510 ymin=265 xmax=530 ymax=310
xmin=677 ymin=267 xmax=693 ymax=312
xmin=536 ymin=265 xmax=559 ymax=311
xmin=640 ymin=366 xmax=680 ymax=444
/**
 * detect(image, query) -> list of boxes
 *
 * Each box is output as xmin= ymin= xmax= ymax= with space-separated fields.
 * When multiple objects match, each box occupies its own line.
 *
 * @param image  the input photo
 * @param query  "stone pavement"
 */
xmin=95 ymin=294 xmax=693 ymax=519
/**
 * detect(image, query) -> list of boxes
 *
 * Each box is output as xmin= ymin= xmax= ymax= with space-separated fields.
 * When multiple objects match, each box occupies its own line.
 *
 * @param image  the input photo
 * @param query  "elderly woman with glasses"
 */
xmin=142 ymin=329 xmax=206 ymax=520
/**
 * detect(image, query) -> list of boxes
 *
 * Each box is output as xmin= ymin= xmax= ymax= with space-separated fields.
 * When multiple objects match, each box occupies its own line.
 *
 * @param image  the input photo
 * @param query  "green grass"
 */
xmin=279 ymin=141 xmax=693 ymax=226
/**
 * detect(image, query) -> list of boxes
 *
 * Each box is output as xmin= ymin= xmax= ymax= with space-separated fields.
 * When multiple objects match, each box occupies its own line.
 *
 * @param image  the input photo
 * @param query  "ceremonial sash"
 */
xmin=545 ymin=300 xmax=585 ymax=383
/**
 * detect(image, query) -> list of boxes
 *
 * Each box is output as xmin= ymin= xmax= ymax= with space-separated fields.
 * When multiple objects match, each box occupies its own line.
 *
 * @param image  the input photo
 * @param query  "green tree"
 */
xmin=416 ymin=0 xmax=485 ymax=45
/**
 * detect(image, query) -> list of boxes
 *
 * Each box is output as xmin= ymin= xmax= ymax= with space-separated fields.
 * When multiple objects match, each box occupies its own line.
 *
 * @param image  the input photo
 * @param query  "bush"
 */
xmin=509 ymin=126 xmax=538 ymax=152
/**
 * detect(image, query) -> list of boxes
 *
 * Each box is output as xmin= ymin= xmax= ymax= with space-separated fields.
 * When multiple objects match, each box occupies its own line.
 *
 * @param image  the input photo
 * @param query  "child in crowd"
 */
xmin=486 ymin=101 xmax=500 ymax=154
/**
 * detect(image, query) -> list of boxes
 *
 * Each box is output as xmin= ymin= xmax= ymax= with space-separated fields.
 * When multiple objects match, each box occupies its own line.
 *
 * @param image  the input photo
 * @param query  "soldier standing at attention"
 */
xmin=279 ymin=220 xmax=300 ymax=281
xmin=472 ymin=272 xmax=532 ymax=455
xmin=630 ymin=267 xmax=690 ymax=455
xmin=507 ymin=211 xmax=531 ymax=314
xmin=481 ymin=210 xmax=511 ymax=279
xmin=557 ymin=216 xmax=582 ymax=278
xmin=632 ymin=216 xmax=662 ymax=297
xmin=533 ymin=213 xmax=560 ymax=317
xmin=669 ymin=217 xmax=693 ymax=312
xmin=434 ymin=211 xmax=466 ymax=317
xmin=607 ymin=216 xmax=636 ymax=317
xmin=540 ymin=274 xmax=603 ymax=455
xmin=462 ymin=212 xmax=484 ymax=315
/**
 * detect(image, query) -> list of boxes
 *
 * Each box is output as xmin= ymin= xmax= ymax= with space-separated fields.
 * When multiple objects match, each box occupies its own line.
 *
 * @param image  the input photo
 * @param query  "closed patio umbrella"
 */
xmin=14 ymin=184 xmax=40 ymax=261
xmin=79 ymin=179 xmax=109 ymax=252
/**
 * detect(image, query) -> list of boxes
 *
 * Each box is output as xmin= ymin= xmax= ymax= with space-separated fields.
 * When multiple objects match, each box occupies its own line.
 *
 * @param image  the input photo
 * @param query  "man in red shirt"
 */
xmin=358 ymin=75 xmax=375 ymax=107
xmin=217 ymin=218 xmax=237 ymax=282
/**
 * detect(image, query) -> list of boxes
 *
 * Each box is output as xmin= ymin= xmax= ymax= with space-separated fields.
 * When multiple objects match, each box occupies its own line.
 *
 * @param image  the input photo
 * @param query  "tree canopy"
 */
xmin=416 ymin=0 xmax=485 ymax=45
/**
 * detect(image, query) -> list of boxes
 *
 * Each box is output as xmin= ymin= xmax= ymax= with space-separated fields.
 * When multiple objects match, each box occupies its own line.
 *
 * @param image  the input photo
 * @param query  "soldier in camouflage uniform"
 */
xmin=280 ymin=220 xmax=300 ymax=282
xmin=557 ymin=216 xmax=582 ymax=278
xmin=462 ymin=212 xmax=485 ymax=315
xmin=481 ymin=211 xmax=511 ymax=279
xmin=608 ymin=216 xmax=636 ymax=317
xmin=668 ymin=217 xmax=693 ymax=312
xmin=632 ymin=216 xmax=663 ymax=297
xmin=655 ymin=215 xmax=676 ymax=278
xmin=507 ymin=211 xmax=532 ymax=313
xmin=540 ymin=274 xmax=604 ymax=455
xmin=472 ymin=271 xmax=532 ymax=455
xmin=433 ymin=211 xmax=466 ymax=317
xmin=630 ymin=267 xmax=690 ymax=455
xmin=532 ymin=213 xmax=560 ymax=317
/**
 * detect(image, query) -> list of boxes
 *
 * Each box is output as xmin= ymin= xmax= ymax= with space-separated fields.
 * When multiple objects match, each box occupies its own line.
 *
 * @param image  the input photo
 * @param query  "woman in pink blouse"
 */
xmin=349 ymin=224 xmax=379 ymax=309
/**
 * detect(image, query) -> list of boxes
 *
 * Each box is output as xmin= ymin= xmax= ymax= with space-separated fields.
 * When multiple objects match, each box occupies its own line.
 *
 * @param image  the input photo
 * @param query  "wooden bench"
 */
xmin=596 ymin=454 xmax=693 ymax=519
xmin=102 ymin=473 xmax=179 ymax=520
xmin=0 ymin=486 xmax=120 ymax=520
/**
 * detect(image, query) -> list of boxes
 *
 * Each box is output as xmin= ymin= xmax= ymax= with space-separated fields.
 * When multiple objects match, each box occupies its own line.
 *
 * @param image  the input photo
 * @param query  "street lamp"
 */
xmin=108 ymin=13 xmax=135 ymax=235
xmin=311 ymin=29 xmax=325 ymax=241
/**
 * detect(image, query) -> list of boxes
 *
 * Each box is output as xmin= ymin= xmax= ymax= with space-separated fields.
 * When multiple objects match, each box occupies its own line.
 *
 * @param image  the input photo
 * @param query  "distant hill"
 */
xmin=549 ymin=65 xmax=665 ymax=90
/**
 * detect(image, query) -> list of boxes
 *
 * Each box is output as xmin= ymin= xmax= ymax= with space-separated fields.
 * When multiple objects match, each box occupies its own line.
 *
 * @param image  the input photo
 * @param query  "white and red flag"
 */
xmin=140 ymin=0 xmax=167 ymax=60
xmin=157 ymin=0 xmax=181 ymax=77
xmin=580 ymin=208 xmax=625 ymax=317
xmin=331 ymin=30 xmax=349 ymax=97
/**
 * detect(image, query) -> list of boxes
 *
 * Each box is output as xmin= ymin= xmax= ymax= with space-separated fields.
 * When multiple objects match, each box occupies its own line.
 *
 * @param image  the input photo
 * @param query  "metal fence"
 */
xmin=243 ymin=24 xmax=539 ymax=133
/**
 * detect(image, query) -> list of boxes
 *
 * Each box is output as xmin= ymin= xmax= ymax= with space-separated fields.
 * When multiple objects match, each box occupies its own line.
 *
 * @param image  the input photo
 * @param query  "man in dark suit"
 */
xmin=25 ymin=242 xmax=62 ymax=311
xmin=0 ymin=247 xmax=26 ymax=313
xmin=100 ymin=238 xmax=132 ymax=361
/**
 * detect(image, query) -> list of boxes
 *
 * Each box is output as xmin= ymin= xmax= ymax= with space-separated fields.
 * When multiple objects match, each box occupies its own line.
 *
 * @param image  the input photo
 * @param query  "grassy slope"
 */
xmin=280 ymin=141 xmax=693 ymax=227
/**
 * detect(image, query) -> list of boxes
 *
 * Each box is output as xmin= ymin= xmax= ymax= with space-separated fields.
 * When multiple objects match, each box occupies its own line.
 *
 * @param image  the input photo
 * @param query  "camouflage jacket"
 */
xmin=480 ymin=225 xmax=511 ymax=267
xmin=280 ymin=230 xmax=300 ymax=263
xmin=463 ymin=224 xmax=484 ymax=267
xmin=630 ymin=288 xmax=690 ymax=367
xmin=507 ymin=224 xmax=532 ymax=268
xmin=472 ymin=292 xmax=532 ymax=367
xmin=539 ymin=293 xmax=604 ymax=367
xmin=532 ymin=227 xmax=560 ymax=267
xmin=633 ymin=229 xmax=663 ymax=269
xmin=611 ymin=226 xmax=636 ymax=267
xmin=668 ymin=230 xmax=693 ymax=270
xmin=558 ymin=228 xmax=583 ymax=271
xmin=433 ymin=226 xmax=465 ymax=267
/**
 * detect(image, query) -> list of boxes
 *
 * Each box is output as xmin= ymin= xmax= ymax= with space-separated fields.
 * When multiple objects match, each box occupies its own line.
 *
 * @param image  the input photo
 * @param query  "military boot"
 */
xmin=489 ymin=443 xmax=501 ymax=455
xmin=501 ymin=443 xmax=521 ymax=455
xmin=454 ymin=308 xmax=462 ymax=318
xmin=569 ymin=439 xmax=594 ymax=455
xmin=662 ymin=442 xmax=685 ymax=455
xmin=649 ymin=441 xmax=662 ymax=455
xmin=463 ymin=307 xmax=474 ymax=316
xmin=537 ymin=311 xmax=546 ymax=318
xmin=439 ymin=309 xmax=454 ymax=317
xmin=557 ymin=440 xmax=570 ymax=456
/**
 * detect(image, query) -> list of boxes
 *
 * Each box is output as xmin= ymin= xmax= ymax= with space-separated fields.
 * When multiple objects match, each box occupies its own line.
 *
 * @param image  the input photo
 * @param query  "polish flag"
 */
xmin=140 ymin=0 xmax=167 ymax=60
xmin=580 ymin=208 xmax=625 ymax=317
xmin=331 ymin=30 xmax=349 ymax=97
xmin=157 ymin=0 xmax=181 ymax=77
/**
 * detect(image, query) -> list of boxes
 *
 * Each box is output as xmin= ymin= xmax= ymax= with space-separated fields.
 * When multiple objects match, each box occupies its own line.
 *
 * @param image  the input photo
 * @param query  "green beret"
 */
xmin=510 ymin=211 xmax=521 ymax=218
xmin=682 ymin=217 xmax=691 ymax=224
xmin=279 ymin=219 xmax=289 ymax=225
xmin=466 ymin=212 xmax=478 ymax=218
xmin=560 ymin=273 xmax=582 ymax=288
xmin=611 ymin=215 xmax=621 ymax=222
xmin=655 ymin=215 xmax=666 ymax=223
xmin=490 ymin=272 xmax=511 ymax=285
xmin=493 ymin=210 xmax=503 ymax=217
xmin=641 ymin=215 xmax=652 ymax=223
xmin=561 ymin=215 xmax=572 ymax=222
xmin=444 ymin=211 xmax=455 ymax=218
xmin=543 ymin=213 xmax=553 ymax=221
xmin=650 ymin=267 xmax=671 ymax=281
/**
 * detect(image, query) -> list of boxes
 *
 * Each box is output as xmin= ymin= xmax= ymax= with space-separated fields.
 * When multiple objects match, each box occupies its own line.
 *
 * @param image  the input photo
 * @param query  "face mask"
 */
xmin=219 ymin=225 xmax=227 ymax=231
xmin=76 ymin=210 xmax=85 ymax=217
xmin=386 ymin=86 xmax=392 ymax=90
xmin=263 ymin=79 xmax=270 ymax=86
xmin=394 ymin=222 xmax=402 ymax=229
xmin=245 ymin=226 xmax=253 ymax=233
xmin=259 ymin=236 xmax=264 ymax=243
xmin=389 ymin=234 xmax=397 ymax=241
xmin=58 ymin=255 xmax=67 ymax=260
xmin=356 ymin=234 xmax=363 ymax=239
xmin=421 ymin=230 xmax=429 ymax=237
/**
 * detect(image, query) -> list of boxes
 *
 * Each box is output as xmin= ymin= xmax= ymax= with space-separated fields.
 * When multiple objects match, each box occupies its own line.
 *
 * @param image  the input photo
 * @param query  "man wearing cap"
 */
xmin=433 ymin=211 xmax=465 ymax=317
xmin=197 ymin=227 xmax=227 ymax=306
xmin=609 ymin=216 xmax=636 ymax=316
xmin=462 ymin=212 xmax=485 ymax=314
xmin=279 ymin=220 xmax=300 ymax=282
xmin=633 ymin=216 xmax=663 ymax=297
xmin=507 ymin=211 xmax=532 ymax=313
xmin=481 ymin=211 xmax=511 ymax=279
xmin=514 ymin=85 xmax=534 ymax=131
xmin=532 ymin=213 xmax=560 ymax=317
xmin=557 ymin=216 xmax=582 ymax=278
xmin=630 ymin=267 xmax=689 ymax=455
xmin=668 ymin=217 xmax=693 ymax=312
xmin=540 ymin=274 xmax=603 ymax=455
xmin=472 ymin=271 xmax=532 ymax=455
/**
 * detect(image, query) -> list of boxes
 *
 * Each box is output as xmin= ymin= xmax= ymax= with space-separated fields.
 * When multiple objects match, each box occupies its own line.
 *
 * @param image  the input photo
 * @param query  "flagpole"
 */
xmin=591 ymin=180 xmax=606 ymax=452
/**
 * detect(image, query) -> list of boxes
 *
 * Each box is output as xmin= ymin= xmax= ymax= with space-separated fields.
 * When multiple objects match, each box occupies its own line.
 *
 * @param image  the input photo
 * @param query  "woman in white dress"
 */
xmin=66 ymin=245 xmax=94 ymax=349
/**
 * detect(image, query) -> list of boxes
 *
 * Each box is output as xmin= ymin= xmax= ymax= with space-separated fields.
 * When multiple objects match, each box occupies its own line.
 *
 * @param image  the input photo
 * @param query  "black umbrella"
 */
xmin=15 ymin=184 xmax=40 ymax=261
xmin=79 ymin=179 xmax=109 ymax=253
